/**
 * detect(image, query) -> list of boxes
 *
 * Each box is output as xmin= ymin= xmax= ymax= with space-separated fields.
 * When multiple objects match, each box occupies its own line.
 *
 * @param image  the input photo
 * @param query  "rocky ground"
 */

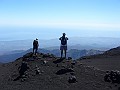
xmin=79 ymin=47 xmax=120 ymax=71
xmin=0 ymin=51 xmax=120 ymax=90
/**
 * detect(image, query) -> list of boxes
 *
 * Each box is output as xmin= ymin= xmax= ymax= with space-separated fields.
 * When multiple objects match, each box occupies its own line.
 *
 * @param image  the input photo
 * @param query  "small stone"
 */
xmin=68 ymin=57 xmax=72 ymax=60
xmin=68 ymin=76 xmax=77 ymax=83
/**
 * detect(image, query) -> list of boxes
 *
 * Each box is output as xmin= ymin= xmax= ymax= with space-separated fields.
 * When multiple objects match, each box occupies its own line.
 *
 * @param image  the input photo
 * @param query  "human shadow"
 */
xmin=53 ymin=58 xmax=64 ymax=64
xmin=56 ymin=68 xmax=74 ymax=75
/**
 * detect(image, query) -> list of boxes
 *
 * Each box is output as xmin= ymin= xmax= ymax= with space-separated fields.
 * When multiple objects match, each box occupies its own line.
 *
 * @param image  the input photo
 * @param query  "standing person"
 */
xmin=59 ymin=33 xmax=68 ymax=59
xmin=33 ymin=38 xmax=39 ymax=55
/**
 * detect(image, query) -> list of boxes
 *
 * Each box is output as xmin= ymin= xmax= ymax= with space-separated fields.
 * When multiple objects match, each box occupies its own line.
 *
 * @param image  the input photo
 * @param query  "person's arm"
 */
xmin=59 ymin=37 xmax=62 ymax=40
xmin=37 ymin=41 xmax=39 ymax=47
xmin=66 ymin=37 xmax=68 ymax=40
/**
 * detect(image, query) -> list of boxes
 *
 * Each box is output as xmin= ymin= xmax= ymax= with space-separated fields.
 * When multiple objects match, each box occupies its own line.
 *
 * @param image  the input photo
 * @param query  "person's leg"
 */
xmin=65 ymin=50 xmax=66 ymax=59
xmin=61 ymin=50 xmax=63 ymax=58
xmin=60 ymin=46 xmax=63 ymax=58
xmin=35 ymin=48 xmax=38 ymax=55
xmin=64 ymin=46 xmax=67 ymax=59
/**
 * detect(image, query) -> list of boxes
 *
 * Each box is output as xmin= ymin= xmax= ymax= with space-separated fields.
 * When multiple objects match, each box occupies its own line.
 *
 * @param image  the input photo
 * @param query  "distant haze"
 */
xmin=0 ymin=0 xmax=120 ymax=41
xmin=0 ymin=27 xmax=120 ymax=41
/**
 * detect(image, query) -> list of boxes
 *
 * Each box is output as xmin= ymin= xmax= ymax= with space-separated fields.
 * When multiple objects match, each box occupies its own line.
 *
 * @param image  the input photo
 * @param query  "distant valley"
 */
xmin=0 ymin=37 xmax=120 ymax=54
xmin=0 ymin=48 xmax=103 ymax=63
xmin=0 ymin=37 xmax=120 ymax=63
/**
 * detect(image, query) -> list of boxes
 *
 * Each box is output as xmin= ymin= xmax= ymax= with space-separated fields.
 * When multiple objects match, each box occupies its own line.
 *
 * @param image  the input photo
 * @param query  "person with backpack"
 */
xmin=59 ymin=33 xmax=68 ymax=59
xmin=33 ymin=38 xmax=39 ymax=55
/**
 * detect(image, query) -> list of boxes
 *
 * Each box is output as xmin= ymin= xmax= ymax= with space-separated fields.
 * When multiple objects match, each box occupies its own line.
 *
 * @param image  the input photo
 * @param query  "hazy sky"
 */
xmin=0 ymin=0 xmax=120 ymax=40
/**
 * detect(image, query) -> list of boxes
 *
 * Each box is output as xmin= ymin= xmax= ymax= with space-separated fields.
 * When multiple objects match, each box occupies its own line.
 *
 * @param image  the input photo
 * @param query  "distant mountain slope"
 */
xmin=104 ymin=46 xmax=120 ymax=56
xmin=1 ymin=37 xmax=120 ymax=54
xmin=67 ymin=49 xmax=103 ymax=59
xmin=0 ymin=48 xmax=103 ymax=63
xmin=79 ymin=46 xmax=120 ymax=59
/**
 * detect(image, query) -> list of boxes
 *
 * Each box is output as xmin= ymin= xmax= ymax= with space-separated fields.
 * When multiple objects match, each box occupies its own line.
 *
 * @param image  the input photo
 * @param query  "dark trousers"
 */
xmin=33 ymin=47 xmax=38 ymax=54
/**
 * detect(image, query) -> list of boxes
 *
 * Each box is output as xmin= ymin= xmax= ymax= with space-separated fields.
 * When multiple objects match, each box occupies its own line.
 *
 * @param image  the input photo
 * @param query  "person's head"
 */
xmin=36 ymin=38 xmax=38 ymax=40
xmin=63 ymin=33 xmax=66 ymax=36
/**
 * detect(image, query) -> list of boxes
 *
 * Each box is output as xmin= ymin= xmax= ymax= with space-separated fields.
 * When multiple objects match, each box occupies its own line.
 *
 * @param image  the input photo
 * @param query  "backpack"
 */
xmin=33 ymin=40 xmax=38 ymax=46
xmin=61 ymin=37 xmax=67 ymax=45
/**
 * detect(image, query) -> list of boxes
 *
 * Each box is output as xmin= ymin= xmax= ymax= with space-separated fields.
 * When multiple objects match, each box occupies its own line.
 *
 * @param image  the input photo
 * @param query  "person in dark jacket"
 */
xmin=59 ymin=33 xmax=68 ymax=58
xmin=33 ymin=38 xmax=39 ymax=55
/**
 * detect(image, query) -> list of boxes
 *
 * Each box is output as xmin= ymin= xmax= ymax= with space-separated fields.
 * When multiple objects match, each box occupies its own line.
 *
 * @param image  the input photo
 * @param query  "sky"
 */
xmin=0 ymin=0 xmax=120 ymax=40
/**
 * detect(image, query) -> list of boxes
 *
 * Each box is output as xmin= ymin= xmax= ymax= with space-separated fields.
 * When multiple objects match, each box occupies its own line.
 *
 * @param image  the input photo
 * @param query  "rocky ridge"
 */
xmin=0 ymin=52 xmax=120 ymax=90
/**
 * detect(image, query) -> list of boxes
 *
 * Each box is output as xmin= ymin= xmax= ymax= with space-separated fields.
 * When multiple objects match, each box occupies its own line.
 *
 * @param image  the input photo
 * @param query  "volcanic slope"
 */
xmin=0 ymin=52 xmax=120 ymax=90
xmin=79 ymin=46 xmax=120 ymax=71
